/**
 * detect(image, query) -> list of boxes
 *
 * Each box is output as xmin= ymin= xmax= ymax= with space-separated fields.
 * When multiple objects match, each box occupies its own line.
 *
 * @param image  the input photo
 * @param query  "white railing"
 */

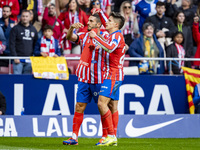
xmin=0 ymin=56 xmax=200 ymax=74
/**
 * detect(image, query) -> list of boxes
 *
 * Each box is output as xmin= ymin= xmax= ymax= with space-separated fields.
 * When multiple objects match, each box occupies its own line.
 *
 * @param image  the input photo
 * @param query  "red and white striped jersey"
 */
xmin=93 ymin=30 xmax=126 ymax=81
xmin=75 ymin=31 xmax=109 ymax=84
xmin=94 ymin=10 xmax=126 ymax=81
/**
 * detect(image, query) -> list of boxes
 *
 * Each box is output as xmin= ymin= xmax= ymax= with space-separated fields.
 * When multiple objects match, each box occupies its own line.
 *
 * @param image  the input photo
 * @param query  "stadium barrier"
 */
xmin=0 ymin=115 xmax=200 ymax=138
xmin=0 ymin=56 xmax=200 ymax=74
xmin=0 ymin=75 xmax=188 ymax=115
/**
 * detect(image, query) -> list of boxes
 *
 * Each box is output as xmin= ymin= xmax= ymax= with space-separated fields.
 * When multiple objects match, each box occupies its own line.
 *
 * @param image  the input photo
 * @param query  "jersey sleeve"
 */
xmin=94 ymin=33 xmax=121 ymax=53
xmin=75 ymin=32 xmax=85 ymax=45
xmin=99 ymin=10 xmax=108 ymax=28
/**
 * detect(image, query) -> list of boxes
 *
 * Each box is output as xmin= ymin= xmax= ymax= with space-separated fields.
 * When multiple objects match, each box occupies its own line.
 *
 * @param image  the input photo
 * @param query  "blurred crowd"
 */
xmin=0 ymin=0 xmax=200 ymax=75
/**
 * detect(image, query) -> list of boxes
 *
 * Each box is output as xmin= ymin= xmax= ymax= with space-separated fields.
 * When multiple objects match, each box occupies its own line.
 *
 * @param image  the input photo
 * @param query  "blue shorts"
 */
xmin=77 ymin=81 xmax=101 ymax=103
xmin=99 ymin=79 xmax=122 ymax=100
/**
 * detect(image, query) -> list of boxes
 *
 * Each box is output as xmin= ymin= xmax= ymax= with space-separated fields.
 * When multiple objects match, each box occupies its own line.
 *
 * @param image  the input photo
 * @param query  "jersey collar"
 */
xmin=110 ymin=30 xmax=121 ymax=35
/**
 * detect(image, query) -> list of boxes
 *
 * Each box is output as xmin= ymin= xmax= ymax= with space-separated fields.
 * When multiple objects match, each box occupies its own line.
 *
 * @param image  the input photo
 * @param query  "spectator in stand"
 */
xmin=145 ymin=1 xmax=176 ymax=54
xmin=0 ymin=0 xmax=20 ymax=22
xmin=42 ymin=3 xmax=65 ymax=40
xmin=0 ymin=91 xmax=6 ymax=115
xmin=173 ymin=10 xmax=193 ymax=67
xmin=128 ymin=22 xmax=165 ymax=74
xmin=34 ymin=25 xmax=61 ymax=57
xmin=58 ymin=0 xmax=88 ymax=54
xmin=166 ymin=32 xmax=185 ymax=74
xmin=29 ymin=9 xmax=42 ymax=39
xmin=0 ymin=27 xmax=6 ymax=56
xmin=195 ymin=2 xmax=200 ymax=28
xmin=0 ymin=5 xmax=15 ymax=56
xmin=82 ymin=0 xmax=91 ymax=16
xmin=165 ymin=0 xmax=197 ymax=27
xmin=10 ymin=10 xmax=38 ymax=74
xmin=192 ymin=16 xmax=200 ymax=68
xmin=120 ymin=1 xmax=139 ymax=46
xmin=135 ymin=0 xmax=158 ymax=33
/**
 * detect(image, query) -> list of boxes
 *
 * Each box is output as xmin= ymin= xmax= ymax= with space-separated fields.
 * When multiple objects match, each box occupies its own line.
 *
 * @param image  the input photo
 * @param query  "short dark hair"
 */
xmin=3 ymin=5 xmax=11 ymax=11
xmin=142 ymin=22 xmax=155 ymax=32
xmin=172 ymin=31 xmax=184 ymax=45
xmin=91 ymin=13 xmax=101 ymax=24
xmin=43 ymin=25 xmax=54 ymax=31
xmin=156 ymin=1 xmax=165 ymax=7
xmin=49 ymin=3 xmax=55 ymax=7
xmin=110 ymin=12 xmax=125 ymax=29
xmin=21 ymin=9 xmax=31 ymax=15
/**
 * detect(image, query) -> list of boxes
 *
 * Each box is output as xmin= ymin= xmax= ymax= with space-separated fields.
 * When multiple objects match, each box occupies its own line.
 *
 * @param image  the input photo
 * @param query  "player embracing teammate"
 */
xmin=89 ymin=8 xmax=125 ymax=146
xmin=63 ymin=9 xmax=125 ymax=147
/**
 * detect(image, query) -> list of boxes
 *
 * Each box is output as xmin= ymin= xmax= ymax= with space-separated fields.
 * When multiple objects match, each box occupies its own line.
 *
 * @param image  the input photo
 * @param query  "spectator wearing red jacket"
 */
xmin=192 ymin=16 xmax=200 ymax=67
xmin=0 ymin=0 xmax=20 ymax=21
xmin=58 ymin=0 xmax=88 ymax=54
xmin=42 ymin=3 xmax=65 ymax=40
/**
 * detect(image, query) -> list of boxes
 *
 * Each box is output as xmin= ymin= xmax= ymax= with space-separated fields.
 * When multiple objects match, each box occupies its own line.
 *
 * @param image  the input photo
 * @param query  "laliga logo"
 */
xmin=125 ymin=117 xmax=183 ymax=137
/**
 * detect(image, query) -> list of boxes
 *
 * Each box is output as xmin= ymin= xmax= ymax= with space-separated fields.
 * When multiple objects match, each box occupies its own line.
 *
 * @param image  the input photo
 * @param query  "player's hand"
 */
xmin=71 ymin=23 xmax=84 ymax=29
xmin=41 ymin=52 xmax=48 ymax=57
xmin=88 ymin=30 xmax=97 ymax=38
xmin=14 ymin=59 xmax=20 ymax=64
xmin=91 ymin=8 xmax=101 ymax=15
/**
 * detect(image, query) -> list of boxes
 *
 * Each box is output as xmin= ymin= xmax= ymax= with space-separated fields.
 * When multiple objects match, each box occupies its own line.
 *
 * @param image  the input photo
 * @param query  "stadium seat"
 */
xmin=0 ymin=67 xmax=9 ymax=74
xmin=65 ymin=54 xmax=80 ymax=74
xmin=124 ymin=54 xmax=130 ymax=67
xmin=0 ymin=64 xmax=13 ymax=74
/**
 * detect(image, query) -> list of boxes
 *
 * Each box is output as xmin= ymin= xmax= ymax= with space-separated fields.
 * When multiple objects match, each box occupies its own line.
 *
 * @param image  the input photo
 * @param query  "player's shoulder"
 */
xmin=100 ymin=30 xmax=109 ymax=38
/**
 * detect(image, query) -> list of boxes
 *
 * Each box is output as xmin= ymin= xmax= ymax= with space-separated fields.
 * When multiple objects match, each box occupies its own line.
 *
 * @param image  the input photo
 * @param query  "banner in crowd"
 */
xmin=0 ymin=75 xmax=188 ymax=115
xmin=0 ymin=115 xmax=199 ymax=138
xmin=30 ymin=57 xmax=69 ymax=80
xmin=182 ymin=67 xmax=200 ymax=114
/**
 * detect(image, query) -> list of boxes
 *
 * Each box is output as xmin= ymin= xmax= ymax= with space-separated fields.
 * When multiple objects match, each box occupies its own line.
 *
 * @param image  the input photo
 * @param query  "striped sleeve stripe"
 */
xmin=94 ymin=35 xmax=118 ymax=53
xmin=100 ymin=10 xmax=108 ymax=23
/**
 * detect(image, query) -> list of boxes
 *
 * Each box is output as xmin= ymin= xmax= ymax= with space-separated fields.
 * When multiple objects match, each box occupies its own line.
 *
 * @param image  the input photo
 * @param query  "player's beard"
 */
xmin=87 ymin=25 xmax=97 ymax=31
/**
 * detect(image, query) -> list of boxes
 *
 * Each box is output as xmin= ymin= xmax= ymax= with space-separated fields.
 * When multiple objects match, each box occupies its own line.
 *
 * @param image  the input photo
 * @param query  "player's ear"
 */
xmin=115 ymin=22 xmax=119 ymax=28
xmin=97 ymin=22 xmax=101 ymax=28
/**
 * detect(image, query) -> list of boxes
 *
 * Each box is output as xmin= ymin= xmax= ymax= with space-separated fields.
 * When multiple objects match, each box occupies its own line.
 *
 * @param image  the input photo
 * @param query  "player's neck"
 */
xmin=108 ymin=28 xmax=118 ymax=34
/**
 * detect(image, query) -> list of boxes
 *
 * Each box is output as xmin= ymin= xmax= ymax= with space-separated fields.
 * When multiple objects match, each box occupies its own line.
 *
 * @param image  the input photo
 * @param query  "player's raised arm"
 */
xmin=66 ymin=23 xmax=84 ymax=42
xmin=91 ymin=8 xmax=108 ymax=28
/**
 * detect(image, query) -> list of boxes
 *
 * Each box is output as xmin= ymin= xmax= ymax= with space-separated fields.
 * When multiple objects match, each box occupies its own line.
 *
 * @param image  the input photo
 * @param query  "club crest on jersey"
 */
xmin=31 ymin=32 xmax=35 ymax=37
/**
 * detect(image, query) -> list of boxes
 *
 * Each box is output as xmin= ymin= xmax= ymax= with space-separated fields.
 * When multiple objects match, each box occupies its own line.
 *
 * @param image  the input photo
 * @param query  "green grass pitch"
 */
xmin=0 ymin=137 xmax=200 ymax=150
